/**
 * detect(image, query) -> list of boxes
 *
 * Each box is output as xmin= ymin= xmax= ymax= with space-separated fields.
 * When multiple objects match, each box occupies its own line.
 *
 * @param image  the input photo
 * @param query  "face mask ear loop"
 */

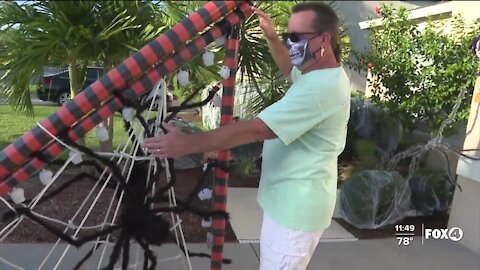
xmin=302 ymin=41 xmax=310 ymax=62
xmin=311 ymin=45 xmax=324 ymax=61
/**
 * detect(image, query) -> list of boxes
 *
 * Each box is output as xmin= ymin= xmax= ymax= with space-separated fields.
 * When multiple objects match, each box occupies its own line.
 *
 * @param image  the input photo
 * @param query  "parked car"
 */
xmin=37 ymin=67 xmax=104 ymax=105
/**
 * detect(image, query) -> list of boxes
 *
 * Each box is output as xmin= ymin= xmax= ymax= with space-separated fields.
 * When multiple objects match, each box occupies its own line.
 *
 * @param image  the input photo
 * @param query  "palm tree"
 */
xmin=93 ymin=1 xmax=165 ymax=151
xmin=96 ymin=1 xmax=166 ymax=69
xmin=0 ymin=1 xmax=165 ymax=150
xmin=0 ymin=1 xmax=138 ymax=115
xmin=240 ymin=1 xmax=351 ymax=118
xmin=159 ymin=1 xmax=225 ymax=101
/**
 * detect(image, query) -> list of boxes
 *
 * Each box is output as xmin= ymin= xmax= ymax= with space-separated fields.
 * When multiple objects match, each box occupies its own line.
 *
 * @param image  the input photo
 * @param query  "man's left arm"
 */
xmin=144 ymin=118 xmax=276 ymax=158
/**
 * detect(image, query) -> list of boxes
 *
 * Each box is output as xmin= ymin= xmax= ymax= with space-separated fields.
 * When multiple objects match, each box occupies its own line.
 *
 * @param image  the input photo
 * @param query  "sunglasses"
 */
xmin=281 ymin=32 xmax=322 ymax=43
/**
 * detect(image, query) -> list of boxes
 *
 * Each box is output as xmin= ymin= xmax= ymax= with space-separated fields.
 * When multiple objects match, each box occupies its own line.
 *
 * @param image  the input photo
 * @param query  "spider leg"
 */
xmin=49 ymin=158 xmax=104 ymax=179
xmin=173 ymin=235 xmax=233 ymax=264
xmin=73 ymin=242 xmax=103 ymax=270
xmin=123 ymin=119 xmax=147 ymax=157
xmin=122 ymin=233 xmax=131 ymax=270
xmin=79 ymin=159 xmax=105 ymax=176
xmin=135 ymin=237 xmax=156 ymax=270
xmin=135 ymin=114 xmax=152 ymax=138
xmin=185 ymin=161 xmax=229 ymax=205
xmin=149 ymin=191 xmax=229 ymax=220
xmin=146 ymin=159 xmax=176 ymax=203
xmin=102 ymin=232 xmax=126 ymax=270
xmin=2 ymin=172 xmax=112 ymax=222
xmin=152 ymin=203 xmax=229 ymax=220
xmin=59 ymin=134 xmax=140 ymax=205
xmin=14 ymin=207 xmax=120 ymax=247
xmin=164 ymin=84 xmax=219 ymax=122
xmin=41 ymin=172 xmax=108 ymax=203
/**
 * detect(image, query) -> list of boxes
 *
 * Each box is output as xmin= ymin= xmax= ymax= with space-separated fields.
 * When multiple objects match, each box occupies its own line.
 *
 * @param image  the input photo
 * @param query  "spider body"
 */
xmin=121 ymin=202 xmax=170 ymax=246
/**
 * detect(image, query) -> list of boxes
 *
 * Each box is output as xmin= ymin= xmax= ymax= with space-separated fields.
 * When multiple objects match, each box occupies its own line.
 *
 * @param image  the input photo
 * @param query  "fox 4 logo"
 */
xmin=424 ymin=227 xmax=463 ymax=241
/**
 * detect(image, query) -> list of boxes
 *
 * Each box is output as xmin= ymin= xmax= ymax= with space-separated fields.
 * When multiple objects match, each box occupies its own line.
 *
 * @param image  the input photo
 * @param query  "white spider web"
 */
xmin=0 ymin=80 xmax=194 ymax=270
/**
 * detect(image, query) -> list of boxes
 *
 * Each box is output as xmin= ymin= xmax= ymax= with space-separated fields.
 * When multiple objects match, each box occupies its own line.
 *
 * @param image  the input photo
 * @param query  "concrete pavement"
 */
xmin=0 ymin=238 xmax=478 ymax=269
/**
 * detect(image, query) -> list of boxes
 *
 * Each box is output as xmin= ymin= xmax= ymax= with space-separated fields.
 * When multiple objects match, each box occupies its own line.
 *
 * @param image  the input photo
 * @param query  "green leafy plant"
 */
xmin=230 ymin=141 xmax=262 ymax=177
xmin=409 ymin=168 xmax=454 ymax=216
xmin=355 ymin=139 xmax=379 ymax=168
xmin=350 ymin=4 xmax=480 ymax=135
xmin=233 ymin=156 xmax=260 ymax=177
xmin=341 ymin=96 xmax=403 ymax=163
xmin=340 ymin=170 xmax=410 ymax=229
xmin=341 ymin=138 xmax=386 ymax=180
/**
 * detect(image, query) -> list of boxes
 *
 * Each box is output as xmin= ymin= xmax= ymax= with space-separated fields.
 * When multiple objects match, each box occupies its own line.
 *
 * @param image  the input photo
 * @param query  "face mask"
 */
xmin=287 ymin=38 xmax=313 ymax=67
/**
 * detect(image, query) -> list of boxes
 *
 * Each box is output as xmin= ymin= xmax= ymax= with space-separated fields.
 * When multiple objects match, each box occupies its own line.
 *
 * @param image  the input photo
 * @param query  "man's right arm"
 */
xmin=252 ymin=7 xmax=293 ymax=81
xmin=265 ymin=35 xmax=293 ymax=81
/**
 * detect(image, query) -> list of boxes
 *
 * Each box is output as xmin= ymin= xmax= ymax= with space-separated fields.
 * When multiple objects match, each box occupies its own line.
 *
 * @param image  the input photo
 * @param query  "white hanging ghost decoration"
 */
xmin=212 ymin=93 xmax=222 ymax=108
xmin=214 ymin=35 xmax=226 ymax=46
xmin=202 ymin=50 xmax=215 ymax=66
xmin=201 ymin=217 xmax=212 ymax=228
xmin=122 ymin=107 xmax=136 ymax=122
xmin=198 ymin=188 xmax=213 ymax=200
xmin=39 ymin=169 xmax=53 ymax=185
xmin=10 ymin=187 xmax=25 ymax=204
xmin=95 ymin=123 xmax=109 ymax=142
xmin=69 ymin=150 xmax=83 ymax=165
xmin=177 ymin=70 xmax=190 ymax=87
xmin=218 ymin=65 xmax=231 ymax=79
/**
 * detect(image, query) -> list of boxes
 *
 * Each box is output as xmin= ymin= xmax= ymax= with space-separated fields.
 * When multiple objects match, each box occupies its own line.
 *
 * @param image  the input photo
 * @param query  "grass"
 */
xmin=29 ymin=84 xmax=37 ymax=94
xmin=0 ymin=105 xmax=129 ymax=152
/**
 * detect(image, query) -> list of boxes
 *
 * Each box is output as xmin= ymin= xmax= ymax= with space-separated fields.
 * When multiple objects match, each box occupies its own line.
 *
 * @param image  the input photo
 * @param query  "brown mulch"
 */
xmin=0 ymin=169 xmax=117 ymax=243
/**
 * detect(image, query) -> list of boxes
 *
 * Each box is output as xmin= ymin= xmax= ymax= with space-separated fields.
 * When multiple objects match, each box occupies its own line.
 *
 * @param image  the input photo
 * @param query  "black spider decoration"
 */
xmin=2 ymin=83 xmax=230 ymax=270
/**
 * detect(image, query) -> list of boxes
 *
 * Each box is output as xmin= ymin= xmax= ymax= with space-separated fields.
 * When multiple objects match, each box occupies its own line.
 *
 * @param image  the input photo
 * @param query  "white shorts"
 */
xmin=259 ymin=213 xmax=323 ymax=270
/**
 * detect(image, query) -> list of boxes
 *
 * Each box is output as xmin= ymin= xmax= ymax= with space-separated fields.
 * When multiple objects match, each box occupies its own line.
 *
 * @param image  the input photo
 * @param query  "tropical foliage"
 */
xmin=0 ymin=1 xmax=163 ymax=149
xmin=350 ymin=4 xmax=480 ymax=134
xmin=0 ymin=1 xmax=162 ymax=115
xmin=0 ymin=1 xmax=350 ymax=148
xmin=242 ymin=1 xmax=351 ymax=118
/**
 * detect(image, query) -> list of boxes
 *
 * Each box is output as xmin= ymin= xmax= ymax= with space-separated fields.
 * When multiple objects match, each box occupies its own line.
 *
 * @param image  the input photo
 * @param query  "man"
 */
xmin=144 ymin=2 xmax=350 ymax=269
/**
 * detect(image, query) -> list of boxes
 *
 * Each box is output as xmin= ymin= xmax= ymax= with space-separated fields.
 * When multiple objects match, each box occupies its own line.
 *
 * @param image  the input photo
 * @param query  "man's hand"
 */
xmin=252 ymin=6 xmax=293 ymax=81
xmin=143 ymin=118 xmax=276 ymax=159
xmin=144 ymin=123 xmax=191 ymax=159
xmin=252 ymin=7 xmax=277 ymax=40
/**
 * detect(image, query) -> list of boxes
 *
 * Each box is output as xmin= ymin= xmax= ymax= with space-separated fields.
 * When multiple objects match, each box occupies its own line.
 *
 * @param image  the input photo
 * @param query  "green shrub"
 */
xmin=350 ymin=4 xmax=480 ymax=135
xmin=340 ymin=170 xmax=410 ymax=229
xmin=409 ymin=169 xmax=454 ymax=215
xmin=340 ymin=97 xmax=403 ymax=163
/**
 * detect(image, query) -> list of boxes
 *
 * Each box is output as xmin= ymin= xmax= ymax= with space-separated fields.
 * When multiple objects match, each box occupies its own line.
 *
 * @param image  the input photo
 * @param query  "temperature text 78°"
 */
xmin=397 ymin=236 xmax=413 ymax=246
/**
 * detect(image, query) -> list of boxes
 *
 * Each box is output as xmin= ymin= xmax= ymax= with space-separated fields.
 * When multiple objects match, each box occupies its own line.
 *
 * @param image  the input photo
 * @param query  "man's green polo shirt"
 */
xmin=257 ymin=66 xmax=350 ymax=232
